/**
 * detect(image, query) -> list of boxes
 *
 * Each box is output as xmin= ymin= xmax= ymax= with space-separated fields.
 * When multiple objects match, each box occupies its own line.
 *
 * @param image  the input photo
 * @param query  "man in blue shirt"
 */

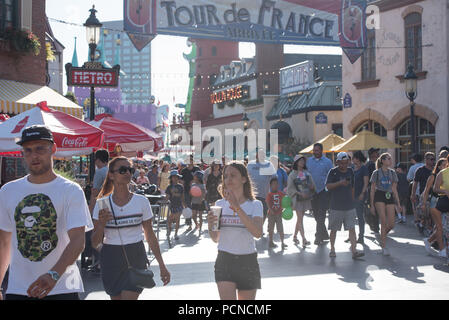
xmin=270 ymin=155 xmax=289 ymax=192
xmin=247 ymin=149 xmax=277 ymax=227
xmin=306 ymin=143 xmax=333 ymax=245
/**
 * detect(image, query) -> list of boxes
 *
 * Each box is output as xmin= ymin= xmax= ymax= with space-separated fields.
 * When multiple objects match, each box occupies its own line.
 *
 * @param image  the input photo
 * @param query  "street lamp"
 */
xmin=242 ymin=113 xmax=249 ymax=131
xmin=263 ymin=80 xmax=269 ymax=94
xmin=84 ymin=5 xmax=102 ymax=62
xmin=84 ymin=5 xmax=102 ymax=183
xmin=242 ymin=113 xmax=249 ymax=158
xmin=404 ymin=64 xmax=418 ymax=155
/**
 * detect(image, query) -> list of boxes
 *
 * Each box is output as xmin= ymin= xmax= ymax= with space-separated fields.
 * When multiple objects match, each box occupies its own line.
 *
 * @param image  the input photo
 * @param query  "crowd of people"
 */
xmin=1 ymin=124 xmax=448 ymax=301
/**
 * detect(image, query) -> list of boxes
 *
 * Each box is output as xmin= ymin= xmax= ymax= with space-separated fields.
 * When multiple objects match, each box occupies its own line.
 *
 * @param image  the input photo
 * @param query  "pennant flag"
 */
xmin=124 ymin=0 xmax=157 ymax=52
xmin=339 ymin=0 xmax=368 ymax=64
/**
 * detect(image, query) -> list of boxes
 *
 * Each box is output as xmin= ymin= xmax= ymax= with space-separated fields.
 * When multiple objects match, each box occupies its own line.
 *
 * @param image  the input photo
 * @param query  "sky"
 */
xmin=45 ymin=0 xmax=342 ymax=115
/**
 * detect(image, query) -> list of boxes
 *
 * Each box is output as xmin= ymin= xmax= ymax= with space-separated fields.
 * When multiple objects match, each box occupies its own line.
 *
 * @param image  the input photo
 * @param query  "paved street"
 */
xmin=81 ymin=213 xmax=449 ymax=300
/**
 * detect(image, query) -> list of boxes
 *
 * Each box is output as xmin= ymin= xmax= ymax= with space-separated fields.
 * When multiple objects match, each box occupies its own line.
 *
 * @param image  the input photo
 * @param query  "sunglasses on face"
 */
xmin=112 ymin=166 xmax=135 ymax=175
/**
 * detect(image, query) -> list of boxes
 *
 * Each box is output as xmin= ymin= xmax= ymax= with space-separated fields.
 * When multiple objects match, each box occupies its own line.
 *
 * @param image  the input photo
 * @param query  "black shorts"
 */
xmin=100 ymin=241 xmax=149 ymax=297
xmin=191 ymin=203 xmax=205 ymax=211
xmin=5 ymin=293 xmax=80 ymax=300
xmin=436 ymin=196 xmax=449 ymax=213
xmin=170 ymin=206 xmax=183 ymax=215
xmin=214 ymin=251 xmax=261 ymax=290
xmin=374 ymin=190 xmax=395 ymax=205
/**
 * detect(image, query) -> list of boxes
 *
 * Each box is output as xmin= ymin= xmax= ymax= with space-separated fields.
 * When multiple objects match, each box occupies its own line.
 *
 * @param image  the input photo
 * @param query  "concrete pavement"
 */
xmin=80 ymin=213 xmax=449 ymax=300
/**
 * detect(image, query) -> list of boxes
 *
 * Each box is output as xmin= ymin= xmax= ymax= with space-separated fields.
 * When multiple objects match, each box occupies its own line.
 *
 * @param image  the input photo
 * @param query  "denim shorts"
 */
xmin=214 ymin=251 xmax=261 ymax=290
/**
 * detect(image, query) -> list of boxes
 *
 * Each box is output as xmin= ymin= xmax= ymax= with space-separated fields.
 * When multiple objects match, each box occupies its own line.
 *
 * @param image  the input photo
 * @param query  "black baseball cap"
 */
xmin=16 ymin=125 xmax=54 ymax=146
xmin=368 ymin=147 xmax=380 ymax=155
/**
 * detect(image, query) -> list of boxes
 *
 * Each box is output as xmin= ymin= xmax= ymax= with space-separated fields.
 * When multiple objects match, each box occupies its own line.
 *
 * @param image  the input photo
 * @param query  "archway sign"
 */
xmin=124 ymin=0 xmax=370 ymax=63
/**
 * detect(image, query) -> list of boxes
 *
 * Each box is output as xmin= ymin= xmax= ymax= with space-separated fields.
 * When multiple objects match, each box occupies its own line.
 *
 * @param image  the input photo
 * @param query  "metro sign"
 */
xmin=65 ymin=63 xmax=120 ymax=88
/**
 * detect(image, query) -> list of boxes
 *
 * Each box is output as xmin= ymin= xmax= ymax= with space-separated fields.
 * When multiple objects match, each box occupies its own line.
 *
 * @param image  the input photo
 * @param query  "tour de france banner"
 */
xmin=125 ymin=0 xmax=368 ymax=63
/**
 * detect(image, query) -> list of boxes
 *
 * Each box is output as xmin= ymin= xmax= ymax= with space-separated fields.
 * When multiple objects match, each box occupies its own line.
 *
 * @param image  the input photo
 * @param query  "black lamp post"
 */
xmin=84 ymin=5 xmax=102 ymax=182
xmin=242 ymin=113 xmax=249 ymax=158
xmin=404 ymin=64 xmax=418 ymax=155
xmin=242 ymin=112 xmax=249 ymax=131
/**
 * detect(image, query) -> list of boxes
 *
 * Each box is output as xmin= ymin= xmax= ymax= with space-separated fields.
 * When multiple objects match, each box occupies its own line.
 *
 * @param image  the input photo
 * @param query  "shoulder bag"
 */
xmin=108 ymin=196 xmax=156 ymax=289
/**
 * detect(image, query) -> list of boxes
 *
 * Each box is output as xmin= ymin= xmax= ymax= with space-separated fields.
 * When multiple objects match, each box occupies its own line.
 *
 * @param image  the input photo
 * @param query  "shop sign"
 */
xmin=280 ymin=60 xmax=314 ymax=96
xmin=343 ymin=93 xmax=352 ymax=108
xmin=315 ymin=112 xmax=328 ymax=124
xmin=210 ymin=85 xmax=250 ymax=104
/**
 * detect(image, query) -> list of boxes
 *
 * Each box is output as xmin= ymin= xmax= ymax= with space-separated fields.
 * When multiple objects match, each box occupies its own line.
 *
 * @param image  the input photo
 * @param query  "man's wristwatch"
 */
xmin=47 ymin=270 xmax=60 ymax=281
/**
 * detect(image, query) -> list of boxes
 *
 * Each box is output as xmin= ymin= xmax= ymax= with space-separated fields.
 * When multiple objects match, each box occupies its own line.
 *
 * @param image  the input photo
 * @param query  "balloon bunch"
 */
xmin=281 ymin=195 xmax=293 ymax=220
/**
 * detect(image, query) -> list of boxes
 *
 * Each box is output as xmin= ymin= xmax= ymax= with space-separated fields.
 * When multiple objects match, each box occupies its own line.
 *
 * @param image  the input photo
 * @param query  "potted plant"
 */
xmin=4 ymin=28 xmax=41 ymax=56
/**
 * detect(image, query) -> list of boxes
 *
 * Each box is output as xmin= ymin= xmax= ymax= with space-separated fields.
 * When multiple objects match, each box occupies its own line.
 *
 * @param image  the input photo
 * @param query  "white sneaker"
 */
xmin=439 ymin=248 xmax=447 ymax=258
xmin=423 ymin=238 xmax=437 ymax=256
xmin=402 ymin=215 xmax=406 ymax=223
xmin=382 ymin=248 xmax=390 ymax=256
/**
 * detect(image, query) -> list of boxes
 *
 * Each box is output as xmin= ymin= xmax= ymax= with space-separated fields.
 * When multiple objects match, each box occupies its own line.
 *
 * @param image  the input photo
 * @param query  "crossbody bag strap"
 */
xmin=109 ymin=195 xmax=132 ymax=269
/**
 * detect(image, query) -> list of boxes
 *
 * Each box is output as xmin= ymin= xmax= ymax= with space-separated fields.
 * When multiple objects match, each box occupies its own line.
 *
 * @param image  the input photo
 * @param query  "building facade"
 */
xmin=342 ymin=0 xmax=449 ymax=165
xmin=0 ymin=0 xmax=46 ymax=86
xmin=71 ymin=26 xmax=157 ymax=131
xmin=101 ymin=21 xmax=152 ymax=105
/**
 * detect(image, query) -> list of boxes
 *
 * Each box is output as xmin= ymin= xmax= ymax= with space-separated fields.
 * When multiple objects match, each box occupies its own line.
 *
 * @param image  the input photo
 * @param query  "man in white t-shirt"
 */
xmin=0 ymin=125 xmax=93 ymax=300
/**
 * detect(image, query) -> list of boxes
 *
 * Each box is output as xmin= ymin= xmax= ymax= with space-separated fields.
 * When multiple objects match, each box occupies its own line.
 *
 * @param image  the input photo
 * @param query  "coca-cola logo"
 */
xmin=61 ymin=137 xmax=89 ymax=148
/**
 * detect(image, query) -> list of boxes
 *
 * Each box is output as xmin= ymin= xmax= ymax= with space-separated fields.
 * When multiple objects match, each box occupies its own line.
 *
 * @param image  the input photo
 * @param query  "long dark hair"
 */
xmin=97 ymin=156 xmax=131 ymax=199
xmin=220 ymin=161 xmax=255 ymax=201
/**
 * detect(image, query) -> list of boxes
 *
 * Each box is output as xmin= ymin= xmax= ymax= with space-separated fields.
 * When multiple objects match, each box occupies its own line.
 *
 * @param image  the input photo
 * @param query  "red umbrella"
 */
xmin=0 ymin=114 xmax=10 ymax=122
xmin=90 ymin=114 xmax=164 ymax=154
xmin=0 ymin=102 xmax=104 ymax=157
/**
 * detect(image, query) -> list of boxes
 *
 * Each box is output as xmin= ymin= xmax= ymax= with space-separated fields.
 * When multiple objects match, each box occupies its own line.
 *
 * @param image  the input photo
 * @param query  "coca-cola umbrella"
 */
xmin=0 ymin=102 xmax=104 ymax=157
xmin=90 ymin=114 xmax=164 ymax=155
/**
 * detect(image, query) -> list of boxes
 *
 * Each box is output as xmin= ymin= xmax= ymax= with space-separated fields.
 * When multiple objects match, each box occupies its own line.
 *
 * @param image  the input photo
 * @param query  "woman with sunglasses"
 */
xmin=91 ymin=157 xmax=170 ymax=300
xmin=369 ymin=153 xmax=400 ymax=256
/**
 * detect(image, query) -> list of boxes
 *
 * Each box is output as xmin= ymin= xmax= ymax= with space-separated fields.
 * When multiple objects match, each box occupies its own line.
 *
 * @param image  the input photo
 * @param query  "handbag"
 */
xmin=109 ymin=196 xmax=156 ymax=289
xmin=294 ymin=175 xmax=315 ymax=201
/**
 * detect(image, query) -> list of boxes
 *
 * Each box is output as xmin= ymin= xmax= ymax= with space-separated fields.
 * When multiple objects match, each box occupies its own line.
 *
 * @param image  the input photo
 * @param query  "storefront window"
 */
xmin=355 ymin=120 xmax=387 ymax=137
xmin=396 ymin=117 xmax=435 ymax=166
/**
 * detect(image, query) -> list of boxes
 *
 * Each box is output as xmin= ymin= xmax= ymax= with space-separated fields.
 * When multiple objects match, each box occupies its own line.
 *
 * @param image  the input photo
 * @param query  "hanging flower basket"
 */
xmin=4 ymin=28 xmax=41 ymax=56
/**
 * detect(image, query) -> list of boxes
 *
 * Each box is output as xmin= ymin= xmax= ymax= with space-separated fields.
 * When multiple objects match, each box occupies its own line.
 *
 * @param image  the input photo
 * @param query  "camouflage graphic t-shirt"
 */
xmin=0 ymin=175 xmax=93 ymax=296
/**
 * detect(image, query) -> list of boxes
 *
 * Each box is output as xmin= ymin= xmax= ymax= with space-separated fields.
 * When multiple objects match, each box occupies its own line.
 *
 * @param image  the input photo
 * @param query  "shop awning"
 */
xmin=0 ymin=79 xmax=84 ymax=119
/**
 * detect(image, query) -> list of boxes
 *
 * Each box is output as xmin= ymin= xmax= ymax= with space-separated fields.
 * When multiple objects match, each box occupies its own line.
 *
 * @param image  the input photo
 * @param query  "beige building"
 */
xmin=342 ymin=0 xmax=449 ymax=165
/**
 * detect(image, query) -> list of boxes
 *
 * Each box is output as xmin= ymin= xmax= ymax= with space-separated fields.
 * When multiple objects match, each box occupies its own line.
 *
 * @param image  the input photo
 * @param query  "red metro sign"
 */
xmin=65 ymin=63 xmax=120 ymax=88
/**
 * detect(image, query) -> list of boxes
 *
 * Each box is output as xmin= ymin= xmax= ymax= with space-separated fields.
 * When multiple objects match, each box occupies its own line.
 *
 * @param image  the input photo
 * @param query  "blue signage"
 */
xmin=343 ymin=93 xmax=352 ymax=108
xmin=315 ymin=112 xmax=328 ymax=124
